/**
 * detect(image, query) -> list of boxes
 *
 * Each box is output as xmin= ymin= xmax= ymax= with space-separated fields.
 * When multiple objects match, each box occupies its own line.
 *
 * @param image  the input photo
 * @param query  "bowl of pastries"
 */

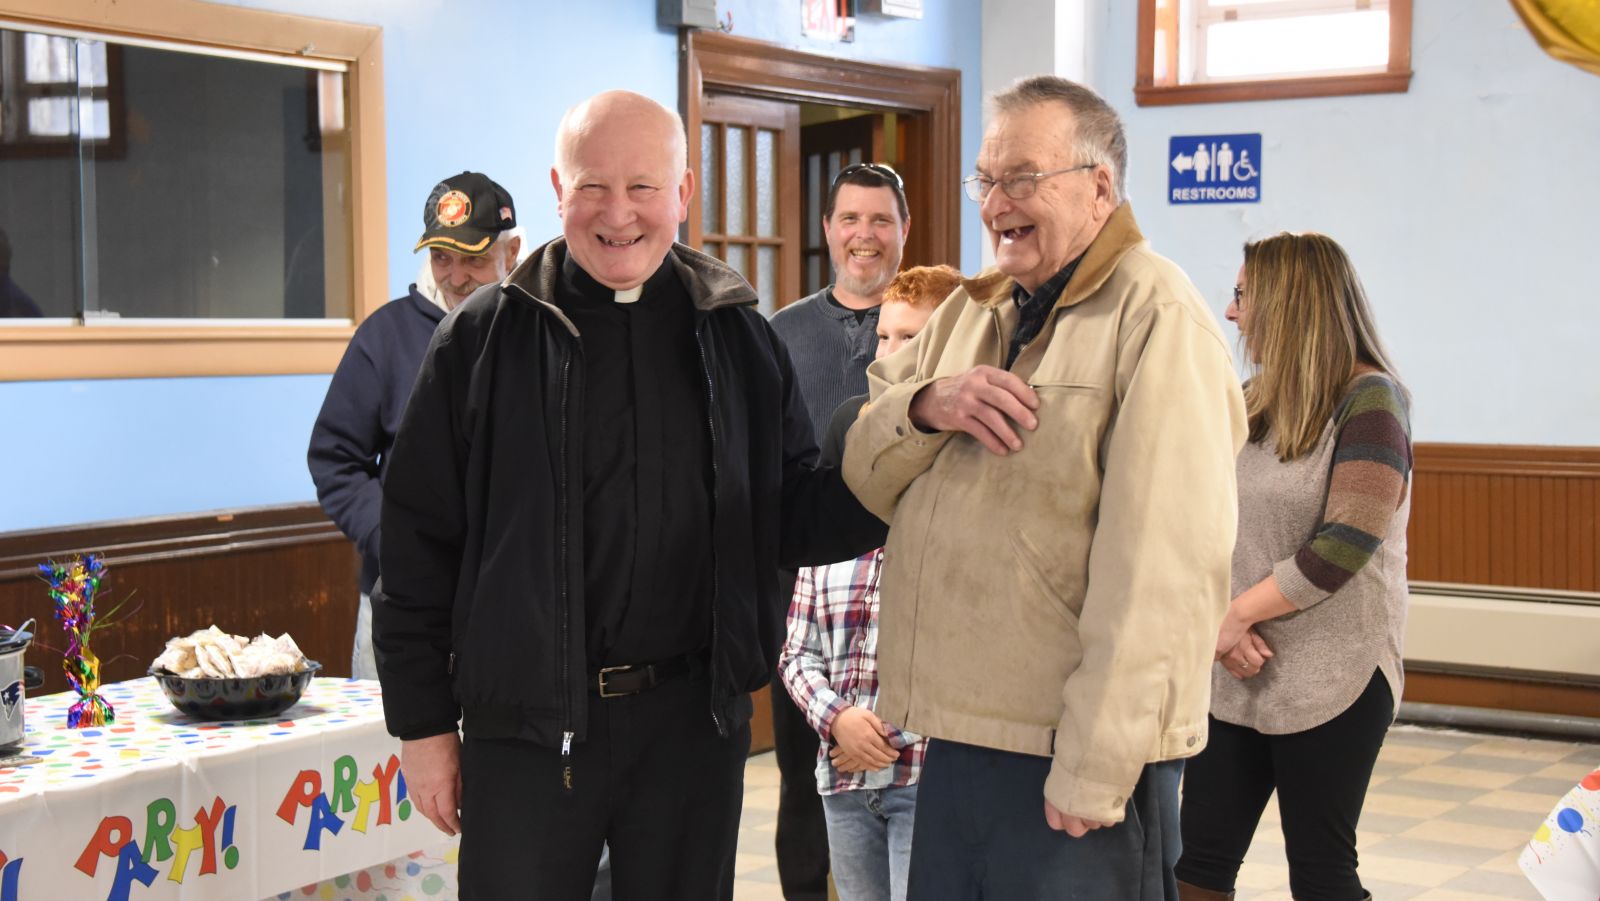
xmin=148 ymin=626 xmax=321 ymax=720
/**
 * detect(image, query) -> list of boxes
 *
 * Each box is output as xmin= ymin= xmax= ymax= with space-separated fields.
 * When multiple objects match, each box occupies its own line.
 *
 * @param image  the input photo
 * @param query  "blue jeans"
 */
xmin=908 ymin=740 xmax=1183 ymax=901
xmin=822 ymin=785 xmax=919 ymax=901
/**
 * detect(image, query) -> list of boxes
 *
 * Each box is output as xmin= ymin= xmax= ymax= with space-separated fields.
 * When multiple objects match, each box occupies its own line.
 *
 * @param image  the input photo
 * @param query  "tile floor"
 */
xmin=732 ymin=724 xmax=1600 ymax=900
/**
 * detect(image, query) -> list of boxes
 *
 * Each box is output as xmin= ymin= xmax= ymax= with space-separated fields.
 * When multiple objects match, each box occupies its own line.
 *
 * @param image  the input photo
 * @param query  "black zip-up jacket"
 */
xmin=373 ymin=238 xmax=886 ymax=749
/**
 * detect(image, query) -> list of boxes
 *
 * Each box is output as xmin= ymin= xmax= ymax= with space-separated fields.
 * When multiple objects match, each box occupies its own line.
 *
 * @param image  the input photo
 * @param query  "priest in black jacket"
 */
xmin=373 ymin=89 xmax=885 ymax=901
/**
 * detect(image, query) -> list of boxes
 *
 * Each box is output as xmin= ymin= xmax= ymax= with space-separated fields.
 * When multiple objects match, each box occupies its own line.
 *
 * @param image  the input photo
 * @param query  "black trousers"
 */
xmin=458 ymin=670 xmax=751 ymax=901
xmin=1175 ymin=669 xmax=1393 ymax=901
xmin=909 ymin=740 xmax=1183 ymax=901
xmin=772 ymin=677 xmax=831 ymax=900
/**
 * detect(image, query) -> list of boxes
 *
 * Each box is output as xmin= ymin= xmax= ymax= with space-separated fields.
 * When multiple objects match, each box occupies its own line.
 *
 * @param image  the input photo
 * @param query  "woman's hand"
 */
xmin=1218 ymin=628 xmax=1273 ymax=679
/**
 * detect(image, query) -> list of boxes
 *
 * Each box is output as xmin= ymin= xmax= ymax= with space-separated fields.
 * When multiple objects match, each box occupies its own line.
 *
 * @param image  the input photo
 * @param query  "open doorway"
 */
xmin=683 ymin=31 xmax=961 ymax=316
xmin=682 ymin=31 xmax=961 ymax=754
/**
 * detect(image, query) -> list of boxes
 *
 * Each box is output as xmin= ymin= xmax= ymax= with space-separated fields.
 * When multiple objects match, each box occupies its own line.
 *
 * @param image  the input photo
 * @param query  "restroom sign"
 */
xmin=1169 ymin=133 xmax=1261 ymax=204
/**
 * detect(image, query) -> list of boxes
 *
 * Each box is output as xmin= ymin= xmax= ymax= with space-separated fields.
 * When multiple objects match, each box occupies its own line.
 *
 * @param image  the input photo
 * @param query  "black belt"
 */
xmin=590 ymin=654 xmax=696 ymax=698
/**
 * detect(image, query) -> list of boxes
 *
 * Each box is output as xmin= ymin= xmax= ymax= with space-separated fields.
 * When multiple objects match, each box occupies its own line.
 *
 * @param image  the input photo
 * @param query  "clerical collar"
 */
xmin=560 ymin=251 xmax=676 ymax=306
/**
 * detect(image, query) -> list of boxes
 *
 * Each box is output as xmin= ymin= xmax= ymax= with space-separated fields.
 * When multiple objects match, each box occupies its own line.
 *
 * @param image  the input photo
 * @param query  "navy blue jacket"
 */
xmin=307 ymin=287 xmax=444 ymax=594
xmin=374 ymin=239 xmax=886 ymax=747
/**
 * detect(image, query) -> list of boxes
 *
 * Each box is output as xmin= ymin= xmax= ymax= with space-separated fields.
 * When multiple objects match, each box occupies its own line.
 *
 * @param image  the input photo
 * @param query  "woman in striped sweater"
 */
xmin=1176 ymin=232 xmax=1413 ymax=901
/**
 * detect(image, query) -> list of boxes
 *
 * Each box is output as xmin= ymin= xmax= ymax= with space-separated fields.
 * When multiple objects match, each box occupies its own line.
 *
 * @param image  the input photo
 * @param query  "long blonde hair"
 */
xmin=1241 ymin=232 xmax=1401 ymax=460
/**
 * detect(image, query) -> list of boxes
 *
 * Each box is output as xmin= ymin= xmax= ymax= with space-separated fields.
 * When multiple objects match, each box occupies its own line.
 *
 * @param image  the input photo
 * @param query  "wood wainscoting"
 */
xmin=0 ymin=504 xmax=783 ymax=752
xmin=0 ymin=504 xmax=358 ymax=697
xmin=1408 ymin=443 xmax=1599 ymax=592
xmin=1404 ymin=443 xmax=1600 ymax=717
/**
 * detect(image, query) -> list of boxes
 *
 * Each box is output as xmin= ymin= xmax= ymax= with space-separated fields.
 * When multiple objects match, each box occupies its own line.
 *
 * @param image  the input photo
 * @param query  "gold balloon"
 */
xmin=1509 ymin=0 xmax=1600 ymax=76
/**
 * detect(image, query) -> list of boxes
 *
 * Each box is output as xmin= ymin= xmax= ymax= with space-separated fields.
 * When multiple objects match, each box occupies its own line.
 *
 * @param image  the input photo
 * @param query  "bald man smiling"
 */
xmin=372 ymin=91 xmax=885 ymax=900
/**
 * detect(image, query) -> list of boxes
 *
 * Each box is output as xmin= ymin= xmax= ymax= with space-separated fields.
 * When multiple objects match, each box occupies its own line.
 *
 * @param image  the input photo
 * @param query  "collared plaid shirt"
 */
xmin=780 ymin=548 xmax=926 ymax=795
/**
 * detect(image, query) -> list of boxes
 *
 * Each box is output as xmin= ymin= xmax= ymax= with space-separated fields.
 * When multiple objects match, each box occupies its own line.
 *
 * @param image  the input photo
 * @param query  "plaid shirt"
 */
xmin=779 ymin=548 xmax=926 ymax=795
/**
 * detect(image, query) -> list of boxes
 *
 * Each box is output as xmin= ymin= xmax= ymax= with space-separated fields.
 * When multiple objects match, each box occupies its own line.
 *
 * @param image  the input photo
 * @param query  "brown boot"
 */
xmin=1176 ymin=880 xmax=1234 ymax=901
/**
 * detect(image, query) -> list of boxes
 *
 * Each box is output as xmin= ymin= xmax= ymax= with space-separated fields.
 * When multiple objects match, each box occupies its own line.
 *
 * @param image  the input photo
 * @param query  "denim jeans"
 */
xmin=822 ymin=784 xmax=919 ymax=901
xmin=352 ymin=592 xmax=378 ymax=681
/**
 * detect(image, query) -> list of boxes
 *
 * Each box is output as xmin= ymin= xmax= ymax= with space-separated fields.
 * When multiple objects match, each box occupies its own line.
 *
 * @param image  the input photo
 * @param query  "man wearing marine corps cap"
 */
xmin=308 ymin=171 xmax=521 ymax=681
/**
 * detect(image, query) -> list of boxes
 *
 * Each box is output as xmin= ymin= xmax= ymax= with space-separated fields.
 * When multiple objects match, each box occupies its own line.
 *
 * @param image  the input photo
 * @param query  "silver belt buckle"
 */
xmin=597 ymin=664 xmax=631 ymax=698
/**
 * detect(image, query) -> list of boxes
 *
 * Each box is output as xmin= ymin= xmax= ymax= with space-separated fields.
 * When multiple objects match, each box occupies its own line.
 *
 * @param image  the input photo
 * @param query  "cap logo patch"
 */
xmin=436 ymin=190 xmax=472 ymax=228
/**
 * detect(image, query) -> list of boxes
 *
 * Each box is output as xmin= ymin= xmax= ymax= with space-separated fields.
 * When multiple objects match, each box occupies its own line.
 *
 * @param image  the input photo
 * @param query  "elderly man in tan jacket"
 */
xmin=842 ymin=75 xmax=1247 ymax=900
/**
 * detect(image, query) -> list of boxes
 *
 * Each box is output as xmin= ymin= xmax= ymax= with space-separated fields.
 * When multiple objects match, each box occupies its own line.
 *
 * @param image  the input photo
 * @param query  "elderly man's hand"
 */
xmin=1044 ymin=798 xmax=1114 ymax=837
xmin=908 ymin=365 xmax=1040 ymax=456
xmin=401 ymin=732 xmax=463 ymax=836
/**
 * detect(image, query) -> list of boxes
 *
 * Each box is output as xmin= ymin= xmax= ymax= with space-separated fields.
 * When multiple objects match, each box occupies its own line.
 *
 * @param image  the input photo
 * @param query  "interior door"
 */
xmin=690 ymin=92 xmax=801 ymax=315
xmin=799 ymin=115 xmax=879 ymax=298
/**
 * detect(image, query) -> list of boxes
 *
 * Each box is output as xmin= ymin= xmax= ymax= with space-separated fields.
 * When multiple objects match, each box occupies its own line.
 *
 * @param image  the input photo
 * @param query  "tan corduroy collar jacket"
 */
xmin=842 ymin=203 xmax=1248 ymax=823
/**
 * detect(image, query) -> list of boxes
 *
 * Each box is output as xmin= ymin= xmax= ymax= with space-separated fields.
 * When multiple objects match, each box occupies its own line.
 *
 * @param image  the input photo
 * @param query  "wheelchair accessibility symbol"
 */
xmin=1169 ymin=133 xmax=1261 ymax=204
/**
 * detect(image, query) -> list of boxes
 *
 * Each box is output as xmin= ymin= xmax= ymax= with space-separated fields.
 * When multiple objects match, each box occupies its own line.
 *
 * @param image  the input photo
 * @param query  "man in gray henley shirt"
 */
xmin=767 ymin=161 xmax=911 ymax=901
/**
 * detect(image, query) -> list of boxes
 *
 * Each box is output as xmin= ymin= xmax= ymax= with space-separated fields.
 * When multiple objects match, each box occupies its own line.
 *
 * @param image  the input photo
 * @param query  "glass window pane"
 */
xmin=2 ymin=33 xmax=81 ymax=318
xmin=725 ymin=244 xmax=749 ymax=283
xmin=725 ymin=126 xmax=747 ymax=236
xmin=848 ymin=147 xmax=862 ymax=166
xmin=27 ymin=98 xmax=73 ymax=136
xmin=756 ymin=245 xmax=776 ymax=316
xmin=84 ymin=99 xmax=110 ymax=141
xmin=86 ymin=41 xmax=109 ymax=88
xmin=24 ymin=33 xmax=73 ymax=84
xmin=700 ymin=123 xmax=720 ymax=236
xmin=755 ymin=129 xmax=776 ymax=238
xmin=1204 ymin=11 xmax=1389 ymax=80
xmin=85 ymin=45 xmax=351 ymax=319
xmin=807 ymin=154 xmax=822 ymax=246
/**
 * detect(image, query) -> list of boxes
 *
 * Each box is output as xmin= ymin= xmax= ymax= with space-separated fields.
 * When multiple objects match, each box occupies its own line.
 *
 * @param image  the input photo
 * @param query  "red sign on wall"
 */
xmin=802 ymin=0 xmax=855 ymax=42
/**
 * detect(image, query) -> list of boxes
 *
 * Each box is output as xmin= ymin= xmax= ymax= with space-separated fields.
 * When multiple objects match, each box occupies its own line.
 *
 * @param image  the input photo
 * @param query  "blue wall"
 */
xmin=1095 ymin=1 xmax=1600 ymax=445
xmin=0 ymin=0 xmax=982 ymax=533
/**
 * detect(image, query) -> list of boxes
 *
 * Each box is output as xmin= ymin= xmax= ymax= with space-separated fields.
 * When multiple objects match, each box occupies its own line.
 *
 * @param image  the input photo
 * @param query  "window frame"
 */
xmin=0 ymin=0 xmax=386 ymax=381
xmin=1135 ymin=0 xmax=1412 ymax=107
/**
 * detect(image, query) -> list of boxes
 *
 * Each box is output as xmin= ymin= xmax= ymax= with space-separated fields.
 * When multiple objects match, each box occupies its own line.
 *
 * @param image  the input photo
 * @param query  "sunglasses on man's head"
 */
xmin=831 ymin=162 xmax=904 ymax=190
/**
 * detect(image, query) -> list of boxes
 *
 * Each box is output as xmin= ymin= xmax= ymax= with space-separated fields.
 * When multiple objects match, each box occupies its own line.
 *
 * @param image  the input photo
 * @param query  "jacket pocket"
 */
xmin=1029 ymin=379 xmax=1102 ymax=393
xmin=1007 ymin=527 xmax=1081 ymax=631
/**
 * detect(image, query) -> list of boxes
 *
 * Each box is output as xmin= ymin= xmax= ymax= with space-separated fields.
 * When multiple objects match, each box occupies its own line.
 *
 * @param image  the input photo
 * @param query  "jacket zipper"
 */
xmin=694 ymin=327 xmax=727 ymax=738
xmin=558 ymin=348 xmax=576 ymax=793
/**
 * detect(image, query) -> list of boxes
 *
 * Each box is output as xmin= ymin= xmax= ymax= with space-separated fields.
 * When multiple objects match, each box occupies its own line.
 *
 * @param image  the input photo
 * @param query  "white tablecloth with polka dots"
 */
xmin=0 ymin=677 xmax=457 ymax=901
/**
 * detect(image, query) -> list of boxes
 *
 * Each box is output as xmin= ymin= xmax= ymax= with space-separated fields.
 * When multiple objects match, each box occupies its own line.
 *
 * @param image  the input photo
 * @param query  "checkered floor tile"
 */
xmin=734 ymin=725 xmax=1600 ymax=900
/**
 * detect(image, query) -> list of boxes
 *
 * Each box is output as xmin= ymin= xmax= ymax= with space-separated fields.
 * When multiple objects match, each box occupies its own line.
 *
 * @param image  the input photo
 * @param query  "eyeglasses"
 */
xmin=962 ymin=164 xmax=1096 ymax=202
xmin=1231 ymin=285 xmax=1245 ymax=307
xmin=832 ymin=162 xmax=903 ymax=190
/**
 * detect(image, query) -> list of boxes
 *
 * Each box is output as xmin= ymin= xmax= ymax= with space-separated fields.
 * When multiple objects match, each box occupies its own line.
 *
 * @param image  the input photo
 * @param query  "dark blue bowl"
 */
xmin=148 ymin=661 xmax=321 ymax=721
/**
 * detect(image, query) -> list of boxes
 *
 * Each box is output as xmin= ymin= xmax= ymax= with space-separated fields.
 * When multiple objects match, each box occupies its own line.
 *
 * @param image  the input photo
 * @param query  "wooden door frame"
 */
xmin=681 ymin=30 xmax=962 ymax=276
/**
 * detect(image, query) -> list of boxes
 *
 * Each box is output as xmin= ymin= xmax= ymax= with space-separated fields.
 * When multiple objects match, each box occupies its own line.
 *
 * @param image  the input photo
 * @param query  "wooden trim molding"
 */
xmin=682 ymin=30 xmax=961 ymax=274
xmin=0 ymin=0 xmax=386 ymax=381
xmin=1414 ymin=443 xmax=1600 ymax=479
xmin=0 ymin=503 xmax=346 ymax=578
xmin=1409 ymin=442 xmax=1600 ymax=593
xmin=0 ymin=325 xmax=356 ymax=379
xmin=0 ymin=503 xmax=357 ymax=696
xmin=1134 ymin=0 xmax=1413 ymax=107
xmin=1403 ymin=666 xmax=1600 ymax=721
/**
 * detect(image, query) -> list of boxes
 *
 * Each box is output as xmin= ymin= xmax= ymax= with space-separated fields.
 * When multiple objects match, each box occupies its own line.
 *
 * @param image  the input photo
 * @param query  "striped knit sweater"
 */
xmin=1211 ymin=373 xmax=1413 ymax=734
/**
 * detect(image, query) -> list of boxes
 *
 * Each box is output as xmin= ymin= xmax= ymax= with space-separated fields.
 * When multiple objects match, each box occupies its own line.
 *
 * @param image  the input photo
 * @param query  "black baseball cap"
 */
xmin=414 ymin=172 xmax=517 ymax=255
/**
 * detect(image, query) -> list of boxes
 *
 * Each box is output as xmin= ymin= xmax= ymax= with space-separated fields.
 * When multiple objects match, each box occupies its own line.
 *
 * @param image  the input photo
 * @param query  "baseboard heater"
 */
xmin=1401 ymin=582 xmax=1600 ymax=737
